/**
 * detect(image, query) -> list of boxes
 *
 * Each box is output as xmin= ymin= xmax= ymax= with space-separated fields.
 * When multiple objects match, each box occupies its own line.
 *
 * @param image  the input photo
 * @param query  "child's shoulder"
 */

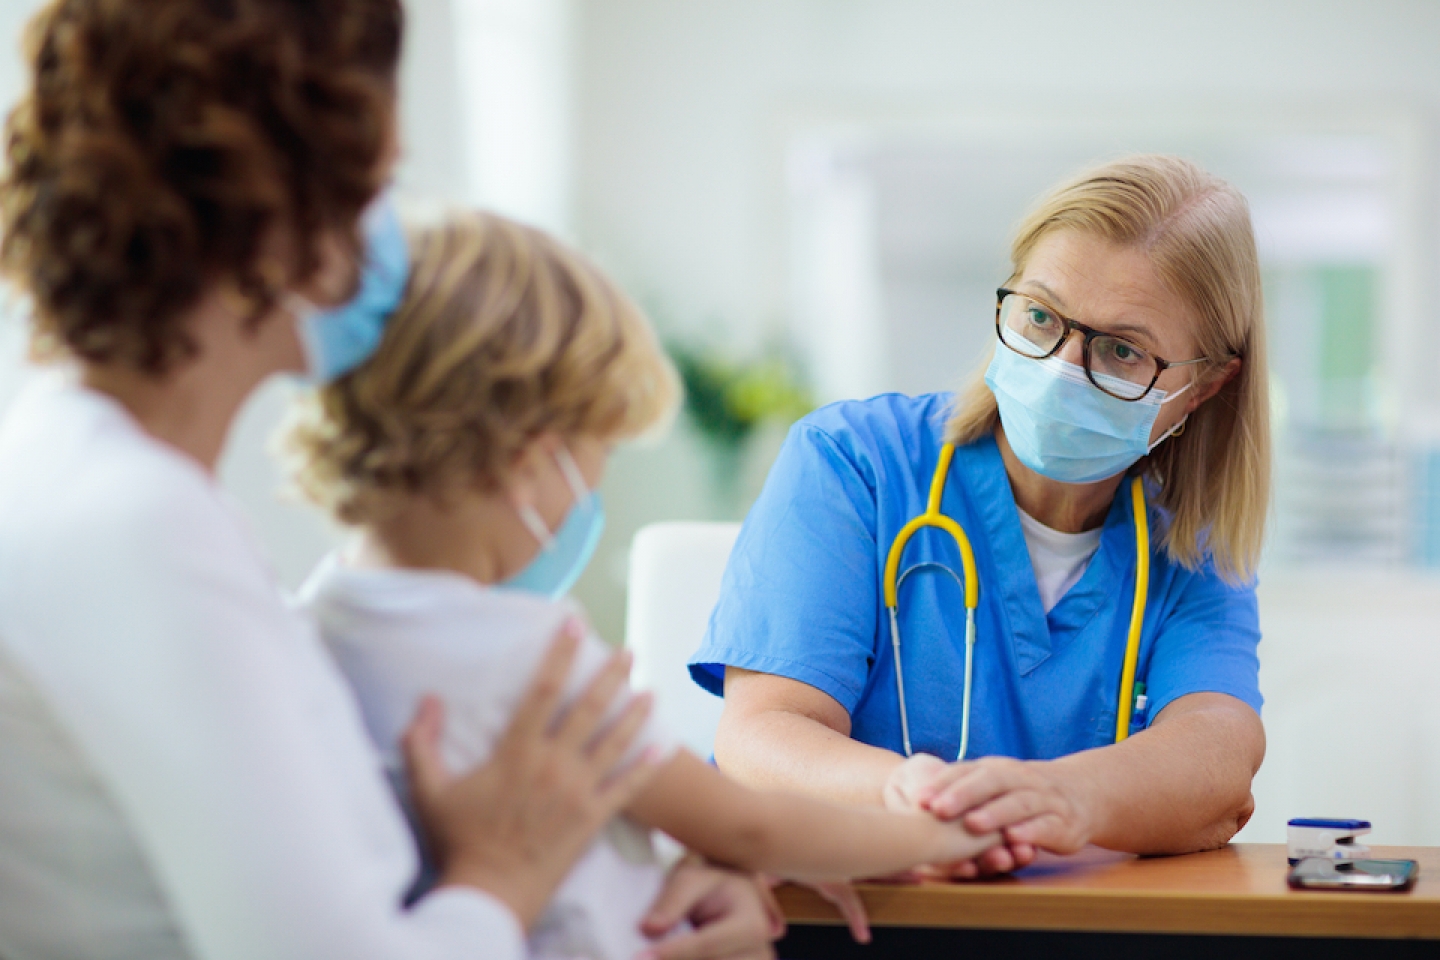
xmin=297 ymin=552 xmax=580 ymax=665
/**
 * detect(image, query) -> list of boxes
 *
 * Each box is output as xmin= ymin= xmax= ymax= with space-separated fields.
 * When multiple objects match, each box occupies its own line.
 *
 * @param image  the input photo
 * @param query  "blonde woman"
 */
xmin=285 ymin=211 xmax=1000 ymax=960
xmin=692 ymin=155 xmax=1270 ymax=873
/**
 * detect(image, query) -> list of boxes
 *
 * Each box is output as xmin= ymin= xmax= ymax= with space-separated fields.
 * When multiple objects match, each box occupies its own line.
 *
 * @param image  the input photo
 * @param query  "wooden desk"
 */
xmin=777 ymin=844 xmax=1440 ymax=959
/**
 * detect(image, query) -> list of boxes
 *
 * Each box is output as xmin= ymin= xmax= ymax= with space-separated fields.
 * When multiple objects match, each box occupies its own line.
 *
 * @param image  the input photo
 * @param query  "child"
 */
xmin=287 ymin=211 xmax=997 ymax=960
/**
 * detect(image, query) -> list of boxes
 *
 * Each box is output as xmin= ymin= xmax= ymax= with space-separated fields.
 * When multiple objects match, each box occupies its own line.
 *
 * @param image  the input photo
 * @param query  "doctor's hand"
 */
xmin=908 ymin=756 xmax=1096 ymax=863
xmin=403 ymin=622 xmax=665 ymax=929
xmin=638 ymin=859 xmax=781 ymax=960
xmin=883 ymin=754 xmax=1040 ymax=877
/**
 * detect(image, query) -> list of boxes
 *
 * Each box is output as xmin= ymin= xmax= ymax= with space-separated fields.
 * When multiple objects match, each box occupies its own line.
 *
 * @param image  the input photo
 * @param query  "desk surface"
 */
xmin=778 ymin=844 xmax=1440 ymax=939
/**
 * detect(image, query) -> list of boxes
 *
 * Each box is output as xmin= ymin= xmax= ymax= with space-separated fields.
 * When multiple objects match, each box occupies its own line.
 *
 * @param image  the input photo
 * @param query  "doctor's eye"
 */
xmin=1024 ymin=305 xmax=1057 ymax=329
xmin=1091 ymin=336 xmax=1155 ymax=380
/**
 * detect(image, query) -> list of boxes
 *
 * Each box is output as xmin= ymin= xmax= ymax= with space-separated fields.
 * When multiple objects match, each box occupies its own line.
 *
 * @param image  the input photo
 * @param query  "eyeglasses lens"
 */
xmin=998 ymin=293 xmax=1155 ymax=400
xmin=1087 ymin=336 xmax=1154 ymax=399
xmin=998 ymin=294 xmax=1058 ymax=358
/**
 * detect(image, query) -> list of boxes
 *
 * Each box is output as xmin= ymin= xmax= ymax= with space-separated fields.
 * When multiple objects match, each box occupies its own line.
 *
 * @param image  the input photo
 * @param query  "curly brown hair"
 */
xmin=0 ymin=0 xmax=403 ymax=374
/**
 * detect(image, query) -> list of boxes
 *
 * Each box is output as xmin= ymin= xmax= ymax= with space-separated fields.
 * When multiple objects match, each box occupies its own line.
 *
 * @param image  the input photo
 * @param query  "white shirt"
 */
xmin=1015 ymin=507 xmax=1104 ymax=614
xmin=297 ymin=554 xmax=680 ymax=960
xmin=0 ymin=375 xmax=523 ymax=960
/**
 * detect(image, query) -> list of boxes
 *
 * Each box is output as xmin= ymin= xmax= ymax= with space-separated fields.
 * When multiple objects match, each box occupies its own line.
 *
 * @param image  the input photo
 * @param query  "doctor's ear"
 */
xmin=1185 ymin=356 xmax=1242 ymax=415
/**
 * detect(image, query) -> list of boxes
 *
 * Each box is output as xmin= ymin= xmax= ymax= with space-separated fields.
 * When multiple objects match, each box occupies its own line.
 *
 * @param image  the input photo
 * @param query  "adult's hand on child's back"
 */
xmin=403 ymin=619 xmax=663 ymax=927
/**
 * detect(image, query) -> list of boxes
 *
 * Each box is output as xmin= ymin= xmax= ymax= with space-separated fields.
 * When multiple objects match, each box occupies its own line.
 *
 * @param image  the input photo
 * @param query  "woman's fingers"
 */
xmin=588 ymin=691 xmax=654 ymax=778
xmin=401 ymin=695 xmax=449 ymax=803
xmin=915 ymin=763 xmax=974 ymax=809
xmin=1005 ymin=814 xmax=1076 ymax=852
xmin=963 ymin=788 xmax=1049 ymax=834
xmin=554 ymin=647 xmax=633 ymax=753
xmin=1007 ymin=839 xmax=1038 ymax=868
xmin=597 ymin=742 xmax=665 ymax=814
xmin=926 ymin=759 xmax=1027 ymax=820
xmin=919 ymin=759 xmax=1091 ymax=855
xmin=972 ymin=844 xmax=1018 ymax=875
xmin=499 ymin=622 xmax=583 ymax=750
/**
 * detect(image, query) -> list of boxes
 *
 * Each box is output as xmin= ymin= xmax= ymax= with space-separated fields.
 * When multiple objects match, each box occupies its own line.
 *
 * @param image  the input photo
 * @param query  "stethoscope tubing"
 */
xmin=885 ymin=443 xmax=1149 ymax=762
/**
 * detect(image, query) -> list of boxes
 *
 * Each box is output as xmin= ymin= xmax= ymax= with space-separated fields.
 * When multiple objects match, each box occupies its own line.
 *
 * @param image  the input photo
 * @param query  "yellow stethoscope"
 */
xmin=882 ymin=442 xmax=1150 ymax=761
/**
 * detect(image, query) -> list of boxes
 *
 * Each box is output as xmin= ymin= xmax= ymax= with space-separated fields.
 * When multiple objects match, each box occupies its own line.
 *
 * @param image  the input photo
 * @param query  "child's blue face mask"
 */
xmin=505 ymin=447 xmax=606 ymax=600
xmin=985 ymin=345 xmax=1192 ymax=484
xmin=289 ymin=192 xmax=409 ymax=383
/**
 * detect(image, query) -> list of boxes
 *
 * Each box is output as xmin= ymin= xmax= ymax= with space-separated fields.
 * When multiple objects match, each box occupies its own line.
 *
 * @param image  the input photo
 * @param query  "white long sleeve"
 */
xmin=0 ymin=375 xmax=524 ymax=960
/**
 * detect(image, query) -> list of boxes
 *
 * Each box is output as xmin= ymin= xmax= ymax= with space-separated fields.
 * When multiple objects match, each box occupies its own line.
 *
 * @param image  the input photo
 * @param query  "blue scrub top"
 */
xmin=689 ymin=392 xmax=1262 ymax=761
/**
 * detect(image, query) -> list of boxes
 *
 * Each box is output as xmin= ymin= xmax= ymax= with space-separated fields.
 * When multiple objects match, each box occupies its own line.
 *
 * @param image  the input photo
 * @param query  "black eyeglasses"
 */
xmin=995 ymin=287 xmax=1218 ymax=401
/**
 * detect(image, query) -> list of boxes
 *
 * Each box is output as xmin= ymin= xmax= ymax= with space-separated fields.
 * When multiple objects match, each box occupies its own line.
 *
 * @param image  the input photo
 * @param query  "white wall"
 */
xmin=571 ymin=0 xmax=1440 ymax=366
xmin=1248 ymin=573 xmax=1440 ymax=844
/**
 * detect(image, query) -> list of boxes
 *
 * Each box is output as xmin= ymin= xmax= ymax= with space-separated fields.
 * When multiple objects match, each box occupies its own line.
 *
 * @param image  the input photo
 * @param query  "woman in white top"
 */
xmin=0 ymin=1 xmax=778 ymax=958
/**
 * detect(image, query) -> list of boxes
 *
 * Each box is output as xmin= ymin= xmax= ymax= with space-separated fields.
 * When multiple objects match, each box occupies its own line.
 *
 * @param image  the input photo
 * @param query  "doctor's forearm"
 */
xmin=716 ymin=669 xmax=902 ymax=807
xmin=715 ymin=706 xmax=902 ymax=807
xmin=1058 ymin=693 xmax=1265 ymax=855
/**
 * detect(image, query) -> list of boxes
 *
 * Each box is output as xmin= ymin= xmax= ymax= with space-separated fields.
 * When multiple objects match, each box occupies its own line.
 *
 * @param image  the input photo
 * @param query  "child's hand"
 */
xmin=638 ymin=859 xmax=780 ymax=960
xmin=784 ymin=879 xmax=870 ymax=944
xmin=882 ymin=752 xmax=959 ymax=814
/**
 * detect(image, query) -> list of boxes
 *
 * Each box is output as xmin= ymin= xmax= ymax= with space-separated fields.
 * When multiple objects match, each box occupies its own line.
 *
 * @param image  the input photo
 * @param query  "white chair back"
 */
xmin=625 ymin=521 xmax=740 ymax=758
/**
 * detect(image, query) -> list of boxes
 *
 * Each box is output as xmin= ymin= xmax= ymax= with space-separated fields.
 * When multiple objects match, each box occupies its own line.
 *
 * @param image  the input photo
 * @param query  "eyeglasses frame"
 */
xmin=994 ymin=287 xmax=1220 ymax=402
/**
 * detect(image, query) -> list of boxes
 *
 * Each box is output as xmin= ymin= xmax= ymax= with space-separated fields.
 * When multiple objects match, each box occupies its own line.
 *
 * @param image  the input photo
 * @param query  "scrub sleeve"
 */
xmin=691 ymin=421 xmax=881 ymax=714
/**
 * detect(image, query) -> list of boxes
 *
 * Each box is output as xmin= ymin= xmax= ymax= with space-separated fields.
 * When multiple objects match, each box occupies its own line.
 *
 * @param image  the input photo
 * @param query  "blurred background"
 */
xmin=2 ymin=0 xmax=1440 ymax=846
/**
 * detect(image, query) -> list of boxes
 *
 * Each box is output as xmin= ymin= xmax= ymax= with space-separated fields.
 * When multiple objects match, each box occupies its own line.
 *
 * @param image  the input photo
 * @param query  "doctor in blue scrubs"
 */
xmin=691 ymin=155 xmax=1271 ymax=875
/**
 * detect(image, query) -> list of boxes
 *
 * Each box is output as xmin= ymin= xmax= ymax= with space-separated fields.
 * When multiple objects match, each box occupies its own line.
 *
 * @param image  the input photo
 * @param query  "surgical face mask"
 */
xmin=288 ymin=192 xmax=409 ymax=383
xmin=504 ymin=447 xmax=606 ymax=600
xmin=984 ymin=345 xmax=1193 ymax=484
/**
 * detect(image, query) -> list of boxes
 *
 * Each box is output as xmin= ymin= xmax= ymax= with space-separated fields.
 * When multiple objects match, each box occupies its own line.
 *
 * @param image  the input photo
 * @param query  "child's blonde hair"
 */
xmin=287 ymin=210 xmax=681 ymax=524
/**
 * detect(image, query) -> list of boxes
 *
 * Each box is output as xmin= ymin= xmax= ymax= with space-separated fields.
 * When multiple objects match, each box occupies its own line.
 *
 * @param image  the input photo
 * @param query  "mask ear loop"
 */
xmin=518 ymin=446 xmax=591 ymax=552
xmin=554 ymin=446 xmax=592 ymax=501
xmin=516 ymin=504 xmax=556 ymax=552
xmin=1146 ymin=414 xmax=1189 ymax=454
xmin=1145 ymin=377 xmax=1196 ymax=452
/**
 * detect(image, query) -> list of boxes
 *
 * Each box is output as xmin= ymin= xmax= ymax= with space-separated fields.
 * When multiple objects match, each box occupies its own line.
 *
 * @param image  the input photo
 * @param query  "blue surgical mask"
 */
xmin=504 ymin=447 xmax=606 ymax=600
xmin=289 ymin=192 xmax=409 ymax=383
xmin=985 ymin=345 xmax=1192 ymax=484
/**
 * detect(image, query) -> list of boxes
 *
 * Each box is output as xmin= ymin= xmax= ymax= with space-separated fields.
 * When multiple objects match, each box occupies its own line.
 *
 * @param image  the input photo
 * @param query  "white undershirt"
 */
xmin=0 ymin=374 xmax=523 ymax=960
xmin=1015 ymin=507 xmax=1104 ymax=614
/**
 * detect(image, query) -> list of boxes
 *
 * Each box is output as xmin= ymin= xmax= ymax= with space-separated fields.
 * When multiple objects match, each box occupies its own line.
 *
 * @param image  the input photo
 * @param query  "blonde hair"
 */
xmin=948 ymin=155 xmax=1270 ymax=583
xmin=288 ymin=209 xmax=681 ymax=524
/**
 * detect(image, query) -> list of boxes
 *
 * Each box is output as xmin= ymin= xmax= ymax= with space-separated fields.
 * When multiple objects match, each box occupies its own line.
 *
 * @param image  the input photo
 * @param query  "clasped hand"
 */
xmin=883 ymin=753 xmax=1095 ymax=877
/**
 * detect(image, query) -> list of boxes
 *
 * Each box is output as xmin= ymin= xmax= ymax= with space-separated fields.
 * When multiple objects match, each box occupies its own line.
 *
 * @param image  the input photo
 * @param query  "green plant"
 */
xmin=668 ymin=343 xmax=814 ymax=448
